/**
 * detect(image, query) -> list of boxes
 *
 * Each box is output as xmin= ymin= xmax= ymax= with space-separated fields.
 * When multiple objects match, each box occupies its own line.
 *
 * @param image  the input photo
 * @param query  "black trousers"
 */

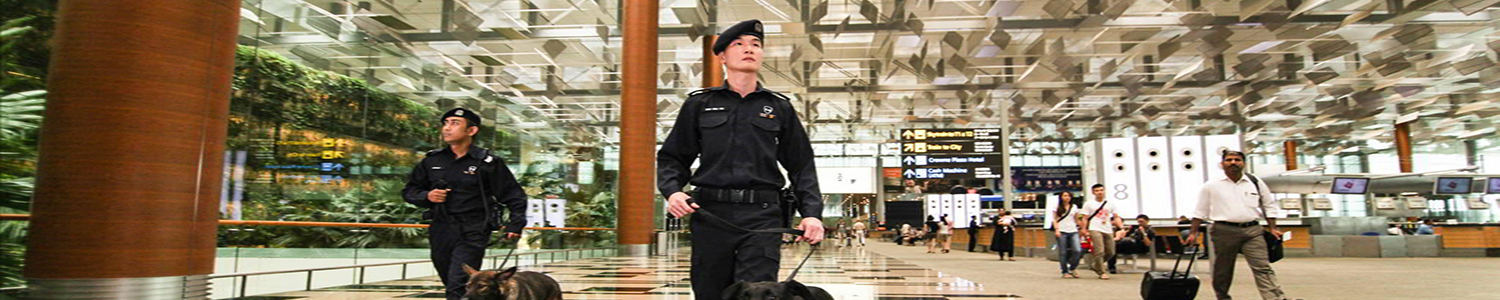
xmin=690 ymin=201 xmax=784 ymax=300
xmin=967 ymin=229 xmax=979 ymax=252
xmin=428 ymin=213 xmax=492 ymax=300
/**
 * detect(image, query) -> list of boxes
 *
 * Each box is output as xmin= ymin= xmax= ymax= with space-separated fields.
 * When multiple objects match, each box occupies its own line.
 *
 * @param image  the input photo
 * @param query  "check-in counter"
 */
xmin=1432 ymin=224 xmax=1500 ymax=257
xmin=953 ymin=224 xmax=1311 ymax=258
xmin=921 ymin=221 xmax=1498 ymax=258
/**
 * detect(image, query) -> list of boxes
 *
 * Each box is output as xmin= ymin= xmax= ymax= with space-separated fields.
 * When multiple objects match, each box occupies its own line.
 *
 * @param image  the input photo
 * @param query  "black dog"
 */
xmin=461 ymin=265 xmax=563 ymax=300
xmin=722 ymin=280 xmax=835 ymax=300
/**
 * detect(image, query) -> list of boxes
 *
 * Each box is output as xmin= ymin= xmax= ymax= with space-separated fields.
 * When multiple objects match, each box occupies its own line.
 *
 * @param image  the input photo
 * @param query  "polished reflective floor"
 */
xmin=241 ymin=244 xmax=1023 ymax=299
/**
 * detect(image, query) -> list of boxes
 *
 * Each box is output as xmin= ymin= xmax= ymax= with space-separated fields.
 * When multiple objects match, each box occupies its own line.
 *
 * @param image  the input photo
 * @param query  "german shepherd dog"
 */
xmin=461 ymin=265 xmax=564 ymax=300
xmin=722 ymin=280 xmax=836 ymax=300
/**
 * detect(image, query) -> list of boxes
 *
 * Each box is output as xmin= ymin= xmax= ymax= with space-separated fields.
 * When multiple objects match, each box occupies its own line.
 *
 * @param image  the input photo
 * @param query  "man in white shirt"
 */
xmin=852 ymin=220 xmax=867 ymax=246
xmin=1185 ymin=150 xmax=1289 ymax=300
xmin=1079 ymin=184 xmax=1124 ymax=279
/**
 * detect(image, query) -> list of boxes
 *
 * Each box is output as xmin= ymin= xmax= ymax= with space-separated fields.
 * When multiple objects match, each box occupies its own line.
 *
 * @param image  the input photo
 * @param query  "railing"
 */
xmin=0 ymin=214 xmax=618 ymax=298
xmin=3 ymin=214 xmax=614 ymax=231
xmin=208 ymin=247 xmax=614 ymax=298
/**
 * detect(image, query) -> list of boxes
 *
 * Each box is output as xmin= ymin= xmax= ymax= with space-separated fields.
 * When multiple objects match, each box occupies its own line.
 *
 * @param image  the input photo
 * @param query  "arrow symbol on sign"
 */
xmin=902 ymin=130 xmax=915 ymax=139
xmin=903 ymin=156 xmax=916 ymax=165
xmin=903 ymin=169 xmax=917 ymax=178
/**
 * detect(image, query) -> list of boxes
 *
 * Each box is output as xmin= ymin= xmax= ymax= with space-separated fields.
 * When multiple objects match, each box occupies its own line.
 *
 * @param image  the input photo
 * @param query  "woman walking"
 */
xmin=937 ymin=215 xmax=954 ymax=253
xmin=1054 ymin=192 xmax=1083 ymax=278
xmin=990 ymin=210 xmax=1017 ymax=260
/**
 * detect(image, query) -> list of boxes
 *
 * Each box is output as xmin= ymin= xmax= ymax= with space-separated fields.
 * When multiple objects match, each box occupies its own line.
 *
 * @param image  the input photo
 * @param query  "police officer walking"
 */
xmin=402 ymin=108 xmax=527 ymax=300
xmin=657 ymin=19 xmax=826 ymax=300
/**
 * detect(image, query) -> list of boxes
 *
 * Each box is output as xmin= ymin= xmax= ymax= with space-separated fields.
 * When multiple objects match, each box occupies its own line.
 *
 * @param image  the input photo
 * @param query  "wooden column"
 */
xmin=25 ymin=0 xmax=237 ymax=295
xmin=1395 ymin=122 xmax=1413 ymax=173
xmin=617 ymin=0 xmax=658 ymax=255
xmin=1284 ymin=140 xmax=1298 ymax=171
xmin=702 ymin=35 xmax=723 ymax=87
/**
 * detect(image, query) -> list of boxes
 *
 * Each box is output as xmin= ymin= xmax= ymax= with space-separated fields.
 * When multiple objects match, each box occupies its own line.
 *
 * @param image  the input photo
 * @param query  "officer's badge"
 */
xmin=759 ymin=105 xmax=776 ymax=119
xmin=484 ymin=155 xmax=494 ymax=163
xmin=464 ymin=165 xmax=478 ymax=175
xmin=455 ymin=110 xmax=464 ymax=116
xmin=754 ymin=22 xmax=763 ymax=33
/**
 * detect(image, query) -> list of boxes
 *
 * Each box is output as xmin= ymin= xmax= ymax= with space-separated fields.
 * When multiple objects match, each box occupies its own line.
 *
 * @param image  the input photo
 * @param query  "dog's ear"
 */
xmin=495 ymin=266 xmax=519 ymax=281
xmin=462 ymin=264 xmax=481 ymax=276
xmin=785 ymin=280 xmax=814 ymax=299
xmin=721 ymin=281 xmax=747 ymax=300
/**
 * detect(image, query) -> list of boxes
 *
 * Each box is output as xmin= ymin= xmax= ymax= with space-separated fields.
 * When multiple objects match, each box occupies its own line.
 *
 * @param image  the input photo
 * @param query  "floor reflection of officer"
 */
xmin=402 ymin=108 xmax=527 ymax=300
xmin=656 ymin=19 xmax=826 ymax=300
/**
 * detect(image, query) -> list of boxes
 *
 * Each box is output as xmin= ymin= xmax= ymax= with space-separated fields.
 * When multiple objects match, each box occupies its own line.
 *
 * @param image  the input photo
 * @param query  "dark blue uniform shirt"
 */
xmin=402 ymin=145 xmax=528 ymax=234
xmin=656 ymin=83 xmax=823 ymax=219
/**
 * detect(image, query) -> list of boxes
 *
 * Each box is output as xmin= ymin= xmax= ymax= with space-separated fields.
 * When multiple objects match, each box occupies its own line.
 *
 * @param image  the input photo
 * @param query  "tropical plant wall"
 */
xmin=224 ymin=46 xmax=619 ymax=249
xmin=0 ymin=0 xmax=54 ymax=290
xmin=0 ymin=3 xmax=621 ymax=288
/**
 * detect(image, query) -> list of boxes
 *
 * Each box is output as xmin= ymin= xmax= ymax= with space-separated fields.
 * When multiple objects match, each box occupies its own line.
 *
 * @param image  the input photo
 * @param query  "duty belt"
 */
xmin=694 ymin=187 xmax=781 ymax=204
xmin=1215 ymin=220 xmax=1260 ymax=227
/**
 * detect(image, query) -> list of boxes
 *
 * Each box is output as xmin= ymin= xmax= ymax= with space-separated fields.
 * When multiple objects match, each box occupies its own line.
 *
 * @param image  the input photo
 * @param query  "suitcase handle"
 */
xmin=1169 ymin=245 xmax=1199 ymax=280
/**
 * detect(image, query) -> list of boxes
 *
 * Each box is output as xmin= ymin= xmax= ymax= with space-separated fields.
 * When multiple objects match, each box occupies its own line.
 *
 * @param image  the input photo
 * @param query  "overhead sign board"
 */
xmin=901 ymin=166 xmax=1003 ymax=179
xmin=900 ymin=128 xmax=1002 ymax=141
xmin=901 ymin=141 xmax=999 ymax=153
xmin=901 ymin=154 xmax=1003 ymax=167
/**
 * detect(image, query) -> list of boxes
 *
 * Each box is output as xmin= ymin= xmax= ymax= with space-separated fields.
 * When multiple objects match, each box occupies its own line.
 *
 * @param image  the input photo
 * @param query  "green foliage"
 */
xmin=231 ymin=45 xmax=440 ymax=150
xmin=0 ymin=11 xmax=48 ymax=289
xmin=520 ymin=160 xmax=618 ymax=249
xmin=219 ymin=178 xmax=429 ymax=248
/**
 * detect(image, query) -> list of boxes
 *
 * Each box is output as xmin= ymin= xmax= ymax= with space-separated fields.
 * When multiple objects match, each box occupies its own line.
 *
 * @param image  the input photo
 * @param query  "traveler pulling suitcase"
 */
xmin=1141 ymin=245 xmax=1200 ymax=300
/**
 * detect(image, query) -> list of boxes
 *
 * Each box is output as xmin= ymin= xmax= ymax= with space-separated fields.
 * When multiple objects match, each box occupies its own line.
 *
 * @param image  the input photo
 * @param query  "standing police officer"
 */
xmin=657 ymin=19 xmax=826 ymax=300
xmin=402 ymin=108 xmax=527 ymax=300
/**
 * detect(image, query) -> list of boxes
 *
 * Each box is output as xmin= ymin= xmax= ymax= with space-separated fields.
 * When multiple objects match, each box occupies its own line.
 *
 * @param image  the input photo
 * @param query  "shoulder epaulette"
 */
xmin=768 ymin=91 xmax=793 ymax=102
xmin=424 ymin=148 xmax=444 ymax=157
xmin=687 ymin=86 xmax=726 ymax=97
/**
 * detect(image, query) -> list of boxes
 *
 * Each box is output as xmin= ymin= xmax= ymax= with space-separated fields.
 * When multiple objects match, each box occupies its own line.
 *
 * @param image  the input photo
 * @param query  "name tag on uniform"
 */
xmin=431 ymin=167 xmax=443 ymax=170
xmin=704 ymin=107 xmax=726 ymax=112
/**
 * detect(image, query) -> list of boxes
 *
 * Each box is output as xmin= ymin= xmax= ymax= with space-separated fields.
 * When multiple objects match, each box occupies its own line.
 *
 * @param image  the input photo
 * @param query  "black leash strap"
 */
xmin=496 ymin=245 xmax=517 ymax=270
xmin=784 ymin=245 xmax=817 ymax=282
xmin=686 ymin=199 xmax=806 ymax=236
xmin=681 ymin=199 xmax=814 ymax=281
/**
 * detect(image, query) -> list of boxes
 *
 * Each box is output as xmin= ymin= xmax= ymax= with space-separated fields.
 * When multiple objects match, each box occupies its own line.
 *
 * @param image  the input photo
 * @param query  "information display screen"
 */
xmin=1434 ymin=177 xmax=1473 ymax=195
xmin=1330 ymin=177 xmax=1369 ymax=194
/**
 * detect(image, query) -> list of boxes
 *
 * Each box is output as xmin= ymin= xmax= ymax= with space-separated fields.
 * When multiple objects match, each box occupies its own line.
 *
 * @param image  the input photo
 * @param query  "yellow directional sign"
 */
xmin=900 ymin=141 xmax=997 ymax=153
xmin=900 ymin=128 xmax=1000 ymax=141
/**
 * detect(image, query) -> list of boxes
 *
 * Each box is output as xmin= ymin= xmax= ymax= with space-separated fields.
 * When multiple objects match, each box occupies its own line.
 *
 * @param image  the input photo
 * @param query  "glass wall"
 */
xmin=225 ymin=0 xmax=618 ymax=251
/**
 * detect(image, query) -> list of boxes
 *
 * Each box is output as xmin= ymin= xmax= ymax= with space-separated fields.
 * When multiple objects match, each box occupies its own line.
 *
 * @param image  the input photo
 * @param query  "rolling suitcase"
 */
xmin=1141 ymin=245 xmax=1200 ymax=300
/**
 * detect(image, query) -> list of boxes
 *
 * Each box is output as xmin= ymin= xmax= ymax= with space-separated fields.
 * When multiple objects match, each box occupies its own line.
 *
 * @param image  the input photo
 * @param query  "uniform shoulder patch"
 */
xmin=687 ymin=86 xmax=726 ymax=97
xmin=485 ymin=155 xmax=494 ymax=163
xmin=768 ymin=91 xmax=793 ymax=102
xmin=424 ymin=148 xmax=444 ymax=156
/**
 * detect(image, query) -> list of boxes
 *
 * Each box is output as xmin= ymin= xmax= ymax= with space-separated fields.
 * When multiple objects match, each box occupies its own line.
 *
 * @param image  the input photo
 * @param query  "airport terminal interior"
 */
xmin=3 ymin=0 xmax=1500 ymax=299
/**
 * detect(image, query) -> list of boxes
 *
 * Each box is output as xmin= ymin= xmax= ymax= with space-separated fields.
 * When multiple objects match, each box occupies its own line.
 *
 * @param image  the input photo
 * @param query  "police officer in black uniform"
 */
xmin=657 ymin=19 xmax=826 ymax=300
xmin=402 ymin=108 xmax=527 ymax=300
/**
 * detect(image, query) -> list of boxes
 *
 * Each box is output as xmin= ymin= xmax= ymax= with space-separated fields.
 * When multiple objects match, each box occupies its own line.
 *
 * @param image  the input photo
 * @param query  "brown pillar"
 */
xmin=617 ymin=0 xmax=658 ymax=256
xmin=1395 ymin=122 xmax=1413 ymax=173
xmin=1284 ymin=141 xmax=1298 ymax=171
xmin=24 ymin=0 xmax=237 ymax=296
xmin=703 ymin=35 xmax=723 ymax=87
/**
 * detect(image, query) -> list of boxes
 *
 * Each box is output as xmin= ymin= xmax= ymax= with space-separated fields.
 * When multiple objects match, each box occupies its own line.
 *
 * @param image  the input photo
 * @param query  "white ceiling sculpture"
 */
xmin=241 ymin=0 xmax=1500 ymax=156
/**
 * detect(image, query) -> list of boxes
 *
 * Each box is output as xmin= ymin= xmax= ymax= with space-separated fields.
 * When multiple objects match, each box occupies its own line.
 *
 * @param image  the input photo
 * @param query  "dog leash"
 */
xmin=685 ymin=199 xmax=806 ymax=236
xmin=784 ymin=245 xmax=817 ymax=282
xmin=496 ymin=244 xmax=517 ymax=269
xmin=682 ymin=199 xmax=819 ymax=282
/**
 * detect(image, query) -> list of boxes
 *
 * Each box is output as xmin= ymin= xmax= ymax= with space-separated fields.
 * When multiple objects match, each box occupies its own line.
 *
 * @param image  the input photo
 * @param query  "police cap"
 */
xmin=712 ymin=19 xmax=764 ymax=55
xmin=441 ymin=108 xmax=481 ymax=127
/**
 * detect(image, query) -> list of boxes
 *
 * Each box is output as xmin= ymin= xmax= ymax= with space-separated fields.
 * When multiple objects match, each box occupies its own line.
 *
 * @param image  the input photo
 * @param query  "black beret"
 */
xmin=441 ymin=108 xmax=481 ymax=127
xmin=712 ymin=19 xmax=764 ymax=55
